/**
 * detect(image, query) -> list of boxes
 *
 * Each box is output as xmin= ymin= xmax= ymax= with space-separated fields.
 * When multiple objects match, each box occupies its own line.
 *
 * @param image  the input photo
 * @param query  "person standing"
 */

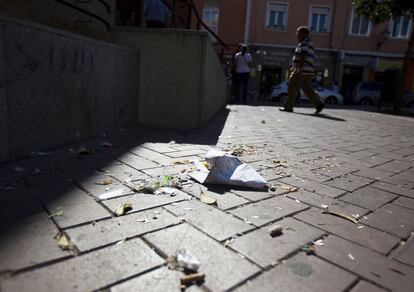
xmin=234 ymin=44 xmax=252 ymax=104
xmin=144 ymin=0 xmax=171 ymax=28
xmin=280 ymin=26 xmax=324 ymax=113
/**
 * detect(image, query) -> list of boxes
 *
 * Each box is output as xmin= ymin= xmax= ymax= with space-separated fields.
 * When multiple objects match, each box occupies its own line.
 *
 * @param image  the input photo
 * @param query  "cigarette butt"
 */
xmin=269 ymin=225 xmax=283 ymax=237
xmin=180 ymin=273 xmax=205 ymax=285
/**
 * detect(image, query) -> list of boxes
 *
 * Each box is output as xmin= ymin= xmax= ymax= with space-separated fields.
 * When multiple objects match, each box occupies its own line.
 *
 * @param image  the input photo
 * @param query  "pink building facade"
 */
xmin=208 ymin=0 xmax=414 ymax=103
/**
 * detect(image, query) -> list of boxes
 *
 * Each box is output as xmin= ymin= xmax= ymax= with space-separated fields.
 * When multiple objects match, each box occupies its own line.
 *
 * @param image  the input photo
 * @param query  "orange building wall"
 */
xmin=217 ymin=0 xmax=246 ymax=49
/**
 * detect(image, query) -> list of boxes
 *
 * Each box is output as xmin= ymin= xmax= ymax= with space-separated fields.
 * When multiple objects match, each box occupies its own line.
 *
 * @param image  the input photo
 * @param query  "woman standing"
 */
xmin=234 ymin=44 xmax=252 ymax=104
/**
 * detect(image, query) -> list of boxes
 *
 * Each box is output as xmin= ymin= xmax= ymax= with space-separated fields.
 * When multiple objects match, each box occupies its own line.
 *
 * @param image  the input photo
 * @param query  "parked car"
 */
xmin=270 ymin=81 xmax=289 ymax=101
xmin=403 ymin=92 xmax=414 ymax=108
xmin=270 ymin=81 xmax=344 ymax=105
xmin=352 ymin=81 xmax=382 ymax=105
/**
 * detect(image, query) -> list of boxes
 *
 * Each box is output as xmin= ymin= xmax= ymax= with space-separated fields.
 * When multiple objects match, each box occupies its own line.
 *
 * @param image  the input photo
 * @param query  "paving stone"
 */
xmin=0 ymin=196 xmax=43 ymax=220
xmin=229 ymin=196 xmax=308 ymax=227
xmin=317 ymin=235 xmax=414 ymax=292
xmin=394 ymin=196 xmax=414 ymax=210
xmin=101 ymin=189 xmax=189 ymax=215
xmin=144 ymin=223 xmax=260 ymax=291
xmin=349 ymin=149 xmax=379 ymax=159
xmin=339 ymin=144 xmax=368 ymax=153
xmin=73 ymin=171 xmax=134 ymax=198
xmin=39 ymin=184 xmax=111 ymax=228
xmin=380 ymin=175 xmax=414 ymax=189
xmin=235 ymin=252 xmax=356 ymax=292
xmin=362 ymin=203 xmax=414 ymax=238
xmin=374 ymin=160 xmax=412 ymax=174
xmin=166 ymin=149 xmax=206 ymax=158
xmin=164 ymin=200 xmax=253 ymax=241
xmin=110 ymin=267 xmax=185 ymax=292
xmin=290 ymin=168 xmax=331 ymax=183
xmin=295 ymin=208 xmax=400 ymax=254
xmin=393 ymin=235 xmax=414 ymax=266
xmin=288 ymin=189 xmax=369 ymax=217
xmin=66 ymin=208 xmax=180 ymax=251
xmin=353 ymin=167 xmax=394 ymax=181
xmin=229 ymin=218 xmax=325 ymax=267
xmin=359 ymin=156 xmax=393 ymax=168
xmin=279 ymin=177 xmax=346 ymax=198
xmin=392 ymin=169 xmax=414 ymax=183
xmin=117 ymin=152 xmax=160 ymax=170
xmin=312 ymin=165 xmax=357 ymax=179
xmin=129 ymin=146 xmax=173 ymax=165
xmin=371 ymin=181 xmax=414 ymax=199
xmin=142 ymin=164 xmax=192 ymax=178
xmin=350 ymin=281 xmax=388 ymax=292
xmin=55 ymin=158 xmax=94 ymax=173
xmin=260 ymin=167 xmax=292 ymax=181
xmin=182 ymin=183 xmax=249 ymax=210
xmin=178 ymin=145 xmax=214 ymax=151
xmin=230 ymin=183 xmax=295 ymax=202
xmin=325 ymin=174 xmax=373 ymax=192
xmin=100 ymin=163 xmax=150 ymax=182
xmin=340 ymin=186 xmax=397 ymax=211
xmin=0 ymin=212 xmax=69 ymax=271
xmin=1 ymin=237 xmax=163 ymax=292
xmin=140 ymin=142 xmax=178 ymax=153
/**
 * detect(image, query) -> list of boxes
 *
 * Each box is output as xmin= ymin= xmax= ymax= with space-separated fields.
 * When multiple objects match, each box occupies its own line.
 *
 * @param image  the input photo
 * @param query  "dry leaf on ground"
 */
xmin=114 ymin=203 xmax=133 ymax=216
xmin=322 ymin=210 xmax=358 ymax=224
xmin=200 ymin=192 xmax=217 ymax=205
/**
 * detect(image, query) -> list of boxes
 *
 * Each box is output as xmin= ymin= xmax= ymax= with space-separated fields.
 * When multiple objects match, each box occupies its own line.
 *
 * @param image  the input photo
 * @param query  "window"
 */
xmin=203 ymin=5 xmax=219 ymax=35
xmin=350 ymin=9 xmax=371 ymax=36
xmin=266 ymin=2 xmax=288 ymax=29
xmin=309 ymin=6 xmax=331 ymax=32
xmin=390 ymin=15 xmax=412 ymax=38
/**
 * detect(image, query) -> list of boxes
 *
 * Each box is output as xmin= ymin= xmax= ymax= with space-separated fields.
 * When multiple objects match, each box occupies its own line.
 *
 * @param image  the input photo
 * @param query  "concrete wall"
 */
xmin=0 ymin=0 xmax=115 ymax=41
xmin=0 ymin=15 xmax=139 ymax=162
xmin=115 ymin=27 xmax=227 ymax=128
xmin=201 ymin=39 xmax=229 ymax=125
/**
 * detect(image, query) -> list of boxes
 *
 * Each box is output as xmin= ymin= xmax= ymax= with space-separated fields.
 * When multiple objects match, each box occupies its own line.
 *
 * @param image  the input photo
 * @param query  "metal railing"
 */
xmin=55 ymin=0 xmax=111 ymax=31
xmin=161 ymin=0 xmax=230 ymax=61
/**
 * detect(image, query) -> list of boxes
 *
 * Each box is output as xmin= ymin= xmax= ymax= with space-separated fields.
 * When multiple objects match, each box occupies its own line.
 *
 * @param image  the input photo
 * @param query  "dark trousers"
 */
xmin=234 ymin=72 xmax=250 ymax=103
xmin=146 ymin=20 xmax=166 ymax=28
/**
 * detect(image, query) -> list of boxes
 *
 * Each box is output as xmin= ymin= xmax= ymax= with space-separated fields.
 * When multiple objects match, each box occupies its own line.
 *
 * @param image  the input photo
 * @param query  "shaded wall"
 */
xmin=115 ymin=27 xmax=227 ymax=128
xmin=0 ymin=16 xmax=139 ymax=162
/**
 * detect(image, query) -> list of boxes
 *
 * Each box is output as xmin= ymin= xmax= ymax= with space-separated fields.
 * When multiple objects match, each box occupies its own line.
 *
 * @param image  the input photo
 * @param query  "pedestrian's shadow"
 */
xmin=293 ymin=112 xmax=347 ymax=122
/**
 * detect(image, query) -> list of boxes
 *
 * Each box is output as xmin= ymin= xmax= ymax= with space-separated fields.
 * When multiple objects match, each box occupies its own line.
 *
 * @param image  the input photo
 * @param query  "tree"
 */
xmin=352 ymin=0 xmax=414 ymax=113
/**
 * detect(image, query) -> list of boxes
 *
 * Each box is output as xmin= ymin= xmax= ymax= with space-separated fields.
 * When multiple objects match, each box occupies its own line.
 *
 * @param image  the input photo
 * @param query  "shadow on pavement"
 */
xmin=0 ymin=108 xmax=230 ymax=274
xmin=293 ymin=112 xmax=347 ymax=122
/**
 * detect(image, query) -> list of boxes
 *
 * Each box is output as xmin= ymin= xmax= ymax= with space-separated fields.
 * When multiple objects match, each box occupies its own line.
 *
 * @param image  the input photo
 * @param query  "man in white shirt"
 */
xmin=233 ymin=44 xmax=252 ymax=104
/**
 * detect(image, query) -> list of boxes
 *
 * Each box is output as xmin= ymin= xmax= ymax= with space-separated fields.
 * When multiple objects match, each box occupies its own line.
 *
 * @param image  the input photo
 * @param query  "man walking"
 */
xmin=280 ymin=26 xmax=324 ymax=114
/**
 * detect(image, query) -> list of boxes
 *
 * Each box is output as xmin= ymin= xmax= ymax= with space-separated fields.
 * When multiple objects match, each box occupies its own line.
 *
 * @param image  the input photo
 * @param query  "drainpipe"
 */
xmin=243 ymin=0 xmax=251 ymax=44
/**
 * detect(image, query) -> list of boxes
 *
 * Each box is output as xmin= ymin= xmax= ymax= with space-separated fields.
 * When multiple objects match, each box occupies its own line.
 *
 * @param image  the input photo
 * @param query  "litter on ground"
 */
xmin=188 ymin=150 xmax=267 ymax=190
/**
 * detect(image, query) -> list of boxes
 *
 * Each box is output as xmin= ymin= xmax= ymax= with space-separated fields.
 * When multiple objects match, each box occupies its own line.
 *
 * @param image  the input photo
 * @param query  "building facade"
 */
xmin=209 ymin=0 xmax=414 ymax=103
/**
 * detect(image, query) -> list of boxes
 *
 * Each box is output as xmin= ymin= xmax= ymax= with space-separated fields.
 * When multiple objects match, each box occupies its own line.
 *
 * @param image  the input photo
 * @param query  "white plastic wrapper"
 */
xmin=176 ymin=250 xmax=200 ymax=271
xmin=189 ymin=150 xmax=267 ymax=190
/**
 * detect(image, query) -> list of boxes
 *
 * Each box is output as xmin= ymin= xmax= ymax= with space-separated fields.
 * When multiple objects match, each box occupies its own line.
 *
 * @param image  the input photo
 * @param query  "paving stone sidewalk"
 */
xmin=1 ymin=105 xmax=414 ymax=291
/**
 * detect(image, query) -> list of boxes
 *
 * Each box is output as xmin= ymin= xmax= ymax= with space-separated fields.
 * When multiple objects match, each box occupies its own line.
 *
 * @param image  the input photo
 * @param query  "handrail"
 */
xmin=74 ymin=0 xmax=111 ymax=13
xmin=98 ymin=0 xmax=110 ymax=13
xmin=159 ymin=0 xmax=229 ymax=62
xmin=158 ymin=0 xmax=189 ymax=28
xmin=55 ymin=0 xmax=111 ymax=31
xmin=187 ymin=0 xmax=229 ymax=51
